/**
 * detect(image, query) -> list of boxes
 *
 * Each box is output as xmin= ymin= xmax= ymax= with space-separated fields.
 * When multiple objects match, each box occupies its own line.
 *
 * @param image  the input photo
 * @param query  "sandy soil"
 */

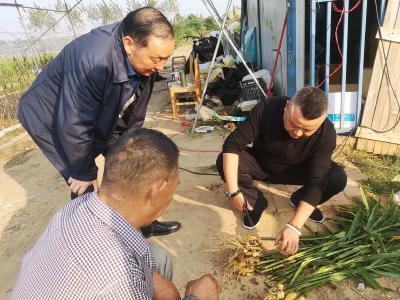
xmin=1 ymin=45 xmax=399 ymax=300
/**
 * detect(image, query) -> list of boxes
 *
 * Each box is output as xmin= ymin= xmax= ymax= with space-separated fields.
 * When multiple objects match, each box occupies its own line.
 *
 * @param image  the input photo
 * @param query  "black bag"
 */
xmin=184 ymin=35 xmax=224 ymax=73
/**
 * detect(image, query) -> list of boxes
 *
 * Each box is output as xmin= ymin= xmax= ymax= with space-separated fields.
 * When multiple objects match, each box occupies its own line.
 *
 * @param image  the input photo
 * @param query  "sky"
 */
xmin=0 ymin=0 xmax=241 ymax=40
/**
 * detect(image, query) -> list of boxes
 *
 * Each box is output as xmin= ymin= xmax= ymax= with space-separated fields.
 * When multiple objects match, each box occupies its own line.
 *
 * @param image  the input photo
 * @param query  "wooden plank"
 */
xmin=377 ymin=29 xmax=400 ymax=43
xmin=359 ymin=0 xmax=400 ymax=143
xmin=373 ymin=141 xmax=384 ymax=155
xmin=360 ymin=35 xmax=388 ymax=128
xmin=382 ymin=0 xmax=398 ymax=29
xmin=356 ymin=138 xmax=368 ymax=151
xmin=357 ymin=127 xmax=400 ymax=144
xmin=376 ymin=41 xmax=399 ymax=133
xmin=381 ymin=141 xmax=390 ymax=155
xmin=366 ymin=139 xmax=376 ymax=153
xmin=372 ymin=43 xmax=390 ymax=131
xmin=380 ymin=12 xmax=400 ymax=137
xmin=356 ymin=138 xmax=399 ymax=155
xmin=388 ymin=143 xmax=399 ymax=155
xmin=361 ymin=0 xmax=400 ymax=129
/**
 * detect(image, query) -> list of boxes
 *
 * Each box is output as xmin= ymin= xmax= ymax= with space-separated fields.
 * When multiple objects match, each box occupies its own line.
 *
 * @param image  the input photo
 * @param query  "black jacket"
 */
xmin=18 ymin=22 xmax=155 ymax=181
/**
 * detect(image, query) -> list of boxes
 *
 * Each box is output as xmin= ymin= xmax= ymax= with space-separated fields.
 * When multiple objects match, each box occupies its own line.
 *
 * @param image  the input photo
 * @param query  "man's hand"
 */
xmin=275 ymin=226 xmax=299 ymax=256
xmin=185 ymin=274 xmax=221 ymax=300
xmin=68 ymin=177 xmax=97 ymax=196
xmin=231 ymin=193 xmax=253 ymax=213
xmin=153 ymin=271 xmax=181 ymax=300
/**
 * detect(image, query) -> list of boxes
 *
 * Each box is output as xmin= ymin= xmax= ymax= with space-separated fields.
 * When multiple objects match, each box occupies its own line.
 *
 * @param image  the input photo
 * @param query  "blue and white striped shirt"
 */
xmin=12 ymin=192 xmax=155 ymax=299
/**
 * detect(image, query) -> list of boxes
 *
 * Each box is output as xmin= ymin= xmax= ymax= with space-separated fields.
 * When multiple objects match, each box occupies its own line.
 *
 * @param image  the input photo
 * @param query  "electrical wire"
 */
xmin=179 ymin=167 xmax=219 ymax=176
xmin=166 ymin=120 xmax=221 ymax=153
xmin=356 ymin=0 xmax=400 ymax=134
xmin=317 ymin=0 xmax=362 ymax=89
xmin=311 ymin=0 xmax=361 ymax=158
xmin=22 ymin=0 xmax=84 ymax=54
xmin=325 ymin=0 xmax=400 ymax=158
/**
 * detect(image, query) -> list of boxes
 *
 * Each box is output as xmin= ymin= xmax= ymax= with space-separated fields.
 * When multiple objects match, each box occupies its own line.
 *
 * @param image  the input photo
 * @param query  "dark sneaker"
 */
xmin=242 ymin=193 xmax=268 ymax=230
xmin=289 ymin=198 xmax=325 ymax=223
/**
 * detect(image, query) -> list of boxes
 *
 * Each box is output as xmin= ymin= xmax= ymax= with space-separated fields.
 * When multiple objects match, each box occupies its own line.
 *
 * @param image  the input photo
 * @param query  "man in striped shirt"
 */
xmin=12 ymin=128 xmax=221 ymax=300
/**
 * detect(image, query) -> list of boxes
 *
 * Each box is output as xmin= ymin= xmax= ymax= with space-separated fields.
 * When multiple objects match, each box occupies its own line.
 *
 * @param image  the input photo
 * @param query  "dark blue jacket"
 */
xmin=18 ymin=22 xmax=155 ymax=181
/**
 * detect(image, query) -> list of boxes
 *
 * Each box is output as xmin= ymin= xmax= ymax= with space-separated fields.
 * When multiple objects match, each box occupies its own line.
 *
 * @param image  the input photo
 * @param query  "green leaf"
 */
xmin=360 ymin=188 xmax=370 ymax=212
xmin=358 ymin=270 xmax=386 ymax=291
xmin=345 ymin=210 xmax=362 ymax=241
xmin=372 ymin=269 xmax=400 ymax=280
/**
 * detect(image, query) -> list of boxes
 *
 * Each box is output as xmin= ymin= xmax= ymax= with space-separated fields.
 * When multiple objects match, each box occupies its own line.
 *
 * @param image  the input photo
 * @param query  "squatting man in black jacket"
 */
xmin=216 ymin=87 xmax=348 ymax=256
xmin=18 ymin=7 xmax=181 ymax=237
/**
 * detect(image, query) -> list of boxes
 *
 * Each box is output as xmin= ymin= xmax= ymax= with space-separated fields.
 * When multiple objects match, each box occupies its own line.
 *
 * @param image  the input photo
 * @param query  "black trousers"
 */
xmin=216 ymin=150 xmax=347 ymax=208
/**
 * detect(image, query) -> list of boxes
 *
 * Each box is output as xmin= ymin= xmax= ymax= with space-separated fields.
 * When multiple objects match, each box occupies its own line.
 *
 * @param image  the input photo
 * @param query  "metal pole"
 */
xmin=256 ymin=0 xmax=263 ymax=65
xmin=207 ymin=0 xmax=239 ymax=50
xmin=310 ymin=0 xmax=316 ymax=86
xmin=64 ymin=1 xmax=77 ymax=38
xmin=202 ymin=0 xmax=267 ymax=98
xmin=191 ymin=0 xmax=232 ymax=134
xmin=379 ymin=0 xmax=387 ymax=25
xmin=287 ymin=0 xmax=296 ymax=97
xmin=340 ymin=0 xmax=349 ymax=131
xmin=357 ymin=0 xmax=368 ymax=125
xmin=14 ymin=0 xmax=39 ymax=67
xmin=324 ymin=1 xmax=332 ymax=95
xmin=0 ymin=2 xmax=66 ymax=12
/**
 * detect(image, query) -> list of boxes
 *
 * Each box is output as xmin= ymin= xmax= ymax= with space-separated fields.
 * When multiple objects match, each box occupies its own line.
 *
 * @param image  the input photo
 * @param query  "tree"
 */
xmin=55 ymin=0 xmax=85 ymax=29
xmin=26 ymin=3 xmax=57 ymax=32
xmin=126 ymin=0 xmax=178 ymax=21
xmin=86 ymin=1 xmax=123 ymax=26
xmin=203 ymin=16 xmax=218 ymax=31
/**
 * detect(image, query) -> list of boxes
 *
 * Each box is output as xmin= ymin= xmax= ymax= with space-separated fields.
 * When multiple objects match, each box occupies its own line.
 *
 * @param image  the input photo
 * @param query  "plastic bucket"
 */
xmin=327 ymin=91 xmax=358 ymax=132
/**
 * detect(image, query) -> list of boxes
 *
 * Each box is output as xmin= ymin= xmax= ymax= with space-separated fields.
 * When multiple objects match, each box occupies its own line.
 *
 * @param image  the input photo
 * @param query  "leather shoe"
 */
xmin=141 ymin=220 xmax=181 ymax=238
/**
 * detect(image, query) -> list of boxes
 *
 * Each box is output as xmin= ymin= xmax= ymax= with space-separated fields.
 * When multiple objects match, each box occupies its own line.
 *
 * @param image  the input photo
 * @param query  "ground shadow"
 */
xmin=0 ymin=142 xmax=69 ymax=298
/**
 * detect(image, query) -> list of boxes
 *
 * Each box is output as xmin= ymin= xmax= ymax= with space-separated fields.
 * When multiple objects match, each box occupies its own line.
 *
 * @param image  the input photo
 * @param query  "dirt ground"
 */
xmin=1 ymin=46 xmax=400 ymax=300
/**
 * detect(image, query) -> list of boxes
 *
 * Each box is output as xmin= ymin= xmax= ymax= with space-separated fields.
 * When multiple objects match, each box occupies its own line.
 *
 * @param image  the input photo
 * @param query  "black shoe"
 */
xmin=141 ymin=220 xmax=181 ymax=238
xmin=242 ymin=193 xmax=268 ymax=230
xmin=289 ymin=198 xmax=325 ymax=223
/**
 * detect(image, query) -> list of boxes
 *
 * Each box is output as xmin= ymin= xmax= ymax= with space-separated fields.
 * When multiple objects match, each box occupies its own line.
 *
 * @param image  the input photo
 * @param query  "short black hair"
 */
xmin=102 ymin=128 xmax=179 ymax=194
xmin=291 ymin=87 xmax=328 ymax=120
xmin=122 ymin=7 xmax=174 ymax=48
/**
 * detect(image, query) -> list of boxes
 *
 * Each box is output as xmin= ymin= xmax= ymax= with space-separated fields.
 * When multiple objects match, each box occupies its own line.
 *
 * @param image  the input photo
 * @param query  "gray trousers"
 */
xmin=150 ymin=244 xmax=173 ymax=281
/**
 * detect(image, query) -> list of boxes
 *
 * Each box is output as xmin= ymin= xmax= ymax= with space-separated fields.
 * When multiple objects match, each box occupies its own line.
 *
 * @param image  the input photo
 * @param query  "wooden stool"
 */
xmin=168 ymin=54 xmax=201 ymax=119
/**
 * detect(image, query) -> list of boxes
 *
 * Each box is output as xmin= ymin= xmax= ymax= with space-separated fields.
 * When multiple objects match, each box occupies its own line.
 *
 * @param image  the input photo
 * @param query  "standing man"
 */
xmin=13 ymin=128 xmax=221 ymax=300
xmin=18 ymin=7 xmax=180 ymax=237
xmin=216 ymin=87 xmax=347 ymax=256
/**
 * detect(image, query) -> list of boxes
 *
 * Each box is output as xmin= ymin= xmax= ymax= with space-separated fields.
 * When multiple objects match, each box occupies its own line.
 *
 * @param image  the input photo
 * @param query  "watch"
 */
xmin=225 ymin=189 xmax=241 ymax=199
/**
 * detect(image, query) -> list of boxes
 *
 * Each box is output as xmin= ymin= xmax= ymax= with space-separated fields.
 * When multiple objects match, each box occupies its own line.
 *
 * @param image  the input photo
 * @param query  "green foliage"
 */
xmin=126 ymin=0 xmax=178 ymax=21
xmin=232 ymin=22 xmax=241 ymax=46
xmin=257 ymin=193 xmax=400 ymax=295
xmin=346 ymin=150 xmax=400 ymax=195
xmin=0 ymin=53 xmax=55 ymax=96
xmin=55 ymin=0 xmax=85 ymax=28
xmin=203 ymin=16 xmax=218 ymax=31
xmin=173 ymin=14 xmax=219 ymax=46
xmin=27 ymin=3 xmax=57 ymax=31
xmin=0 ymin=53 xmax=56 ymax=122
xmin=86 ymin=0 xmax=124 ymax=26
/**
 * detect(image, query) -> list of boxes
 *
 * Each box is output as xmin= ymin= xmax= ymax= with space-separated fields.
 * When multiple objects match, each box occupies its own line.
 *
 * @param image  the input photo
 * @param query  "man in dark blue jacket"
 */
xmin=18 ymin=7 xmax=181 ymax=237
